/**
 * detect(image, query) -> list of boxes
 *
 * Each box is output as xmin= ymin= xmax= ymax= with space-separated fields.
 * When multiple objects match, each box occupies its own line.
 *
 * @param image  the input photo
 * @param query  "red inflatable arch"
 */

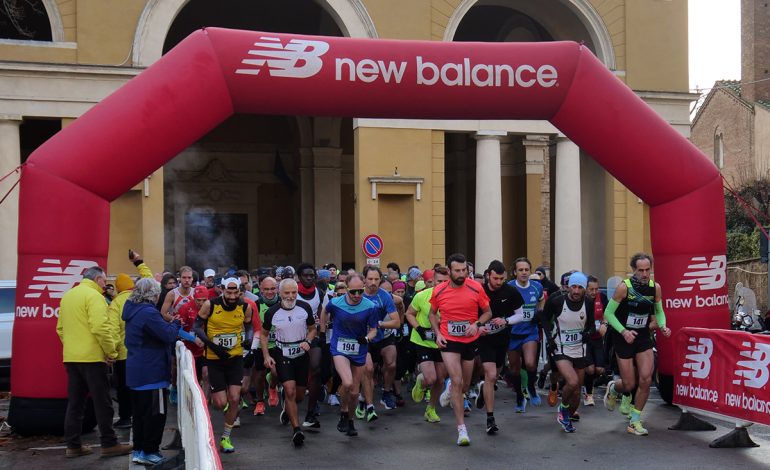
xmin=10 ymin=28 xmax=727 ymax=434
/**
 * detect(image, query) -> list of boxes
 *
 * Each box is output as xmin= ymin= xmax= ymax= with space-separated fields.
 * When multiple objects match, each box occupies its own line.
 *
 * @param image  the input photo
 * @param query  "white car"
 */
xmin=0 ymin=280 xmax=15 ymax=387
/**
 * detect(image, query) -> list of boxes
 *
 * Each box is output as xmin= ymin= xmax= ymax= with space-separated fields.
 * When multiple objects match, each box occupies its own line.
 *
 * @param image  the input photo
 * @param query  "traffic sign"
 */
xmin=362 ymin=234 xmax=384 ymax=258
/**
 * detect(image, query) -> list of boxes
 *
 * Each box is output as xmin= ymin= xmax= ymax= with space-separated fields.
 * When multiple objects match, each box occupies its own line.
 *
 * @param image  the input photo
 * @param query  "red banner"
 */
xmin=674 ymin=327 xmax=770 ymax=426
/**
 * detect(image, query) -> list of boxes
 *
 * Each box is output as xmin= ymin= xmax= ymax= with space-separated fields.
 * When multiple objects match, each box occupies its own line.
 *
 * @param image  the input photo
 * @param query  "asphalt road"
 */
xmin=2 ymin=384 xmax=770 ymax=470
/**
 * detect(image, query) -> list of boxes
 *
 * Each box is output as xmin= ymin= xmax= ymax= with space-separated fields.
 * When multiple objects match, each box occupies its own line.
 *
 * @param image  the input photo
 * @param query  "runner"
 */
xmin=261 ymin=279 xmax=316 ymax=447
xmin=541 ymin=272 xmax=595 ymax=433
xmin=295 ymin=263 xmax=329 ymax=429
xmin=160 ymin=266 xmax=194 ymax=322
xmin=357 ymin=266 xmax=400 ymax=419
xmin=194 ymin=277 xmax=253 ymax=453
xmin=429 ymin=254 xmax=492 ymax=446
xmin=603 ymin=253 xmax=671 ymax=436
xmin=476 ymin=260 xmax=525 ymax=434
xmin=583 ymin=275 xmax=609 ymax=406
xmin=177 ymin=285 xmax=209 ymax=388
xmin=251 ymin=276 xmax=281 ymax=415
xmin=406 ymin=267 xmax=448 ymax=423
xmin=506 ymin=258 xmax=545 ymax=412
xmin=320 ymin=273 xmax=379 ymax=437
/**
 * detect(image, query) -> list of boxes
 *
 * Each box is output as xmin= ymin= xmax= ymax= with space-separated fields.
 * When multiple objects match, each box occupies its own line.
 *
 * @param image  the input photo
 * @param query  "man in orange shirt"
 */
xmin=429 ymin=253 xmax=492 ymax=446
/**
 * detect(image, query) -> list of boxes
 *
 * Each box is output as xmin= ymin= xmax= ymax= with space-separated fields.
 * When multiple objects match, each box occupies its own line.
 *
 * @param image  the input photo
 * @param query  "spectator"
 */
xmin=123 ymin=278 xmax=182 ymax=466
xmin=56 ymin=266 xmax=132 ymax=459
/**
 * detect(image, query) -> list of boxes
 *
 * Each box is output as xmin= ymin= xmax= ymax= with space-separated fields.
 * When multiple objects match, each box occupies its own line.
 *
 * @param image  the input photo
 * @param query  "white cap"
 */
xmin=223 ymin=277 xmax=240 ymax=288
xmin=204 ymin=268 xmax=215 ymax=278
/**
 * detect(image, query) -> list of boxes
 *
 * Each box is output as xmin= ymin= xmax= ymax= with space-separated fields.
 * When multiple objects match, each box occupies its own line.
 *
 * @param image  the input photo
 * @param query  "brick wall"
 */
xmin=742 ymin=0 xmax=770 ymax=102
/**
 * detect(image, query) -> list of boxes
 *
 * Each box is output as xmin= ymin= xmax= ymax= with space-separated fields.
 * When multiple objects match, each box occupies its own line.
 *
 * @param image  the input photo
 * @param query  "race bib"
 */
xmin=214 ymin=333 xmax=238 ymax=349
xmin=268 ymin=330 xmax=277 ymax=343
xmin=522 ymin=309 xmax=534 ymax=322
xmin=337 ymin=337 xmax=360 ymax=356
xmin=559 ymin=328 xmax=583 ymax=346
xmin=447 ymin=320 xmax=470 ymax=337
xmin=280 ymin=342 xmax=305 ymax=359
xmin=485 ymin=321 xmax=506 ymax=335
xmin=424 ymin=329 xmax=436 ymax=341
xmin=625 ymin=312 xmax=648 ymax=329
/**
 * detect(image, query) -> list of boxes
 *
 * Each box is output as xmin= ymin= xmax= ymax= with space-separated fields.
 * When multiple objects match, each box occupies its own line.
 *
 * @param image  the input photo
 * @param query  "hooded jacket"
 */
xmin=122 ymin=299 xmax=180 ymax=388
xmin=107 ymin=262 xmax=153 ymax=361
xmin=57 ymin=278 xmax=117 ymax=362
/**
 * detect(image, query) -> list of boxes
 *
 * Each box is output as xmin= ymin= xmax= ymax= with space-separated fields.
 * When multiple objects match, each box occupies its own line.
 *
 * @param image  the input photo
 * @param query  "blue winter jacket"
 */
xmin=122 ymin=299 xmax=181 ymax=388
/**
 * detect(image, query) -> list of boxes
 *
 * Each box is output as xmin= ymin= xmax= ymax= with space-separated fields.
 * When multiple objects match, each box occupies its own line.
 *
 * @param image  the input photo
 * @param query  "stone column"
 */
xmin=299 ymin=148 xmax=315 ymax=262
xmin=448 ymin=133 xmax=468 ymax=254
xmin=522 ymin=135 xmax=549 ymax=269
xmin=474 ymin=131 xmax=505 ymax=270
xmin=554 ymin=137 xmax=582 ymax=275
xmin=312 ymin=147 xmax=342 ymax=267
xmin=0 ymin=115 xmax=22 ymax=279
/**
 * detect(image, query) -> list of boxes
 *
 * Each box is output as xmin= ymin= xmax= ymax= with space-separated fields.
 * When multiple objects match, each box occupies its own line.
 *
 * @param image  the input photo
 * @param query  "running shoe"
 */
xmin=583 ymin=393 xmax=595 ymax=407
xmin=280 ymin=402 xmax=289 ymax=425
xmin=302 ymin=414 xmax=321 ymax=428
xmin=424 ymin=389 xmax=431 ymax=403
xmin=529 ymin=390 xmax=542 ymax=406
xmin=394 ymin=392 xmax=406 ymax=407
xmin=515 ymin=396 xmax=527 ymax=413
xmin=456 ymin=428 xmax=471 ymax=446
xmin=220 ymin=436 xmax=235 ymax=453
xmin=603 ymin=381 xmax=618 ymax=412
xmin=475 ymin=382 xmax=485 ymax=409
xmin=468 ymin=385 xmax=478 ymax=400
xmin=268 ymin=387 xmax=279 ymax=407
xmin=169 ymin=386 xmax=177 ymax=406
xmin=139 ymin=452 xmax=166 ymax=465
xmin=486 ymin=416 xmax=498 ymax=434
xmin=355 ymin=401 xmax=366 ymax=419
xmin=537 ymin=370 xmax=547 ymax=389
xmin=380 ymin=390 xmax=397 ymax=410
xmin=114 ymin=418 xmax=131 ymax=429
xmin=253 ymin=401 xmax=266 ymax=416
xmin=327 ymin=394 xmax=340 ymax=406
xmin=557 ymin=407 xmax=575 ymax=433
xmin=619 ymin=394 xmax=633 ymax=416
xmin=131 ymin=450 xmax=145 ymax=464
xmin=233 ymin=416 xmax=241 ymax=428
xmin=292 ymin=429 xmax=305 ymax=447
xmin=366 ymin=407 xmax=378 ymax=422
xmin=424 ymin=405 xmax=440 ymax=423
xmin=522 ymin=388 xmax=530 ymax=400
xmin=570 ymin=411 xmax=580 ymax=421
xmin=439 ymin=379 xmax=452 ymax=408
xmin=463 ymin=396 xmax=472 ymax=415
xmin=547 ymin=387 xmax=559 ymax=407
xmin=240 ymin=397 xmax=249 ymax=409
xmin=336 ymin=415 xmax=349 ymax=433
xmin=346 ymin=421 xmax=358 ymax=437
xmin=411 ymin=374 xmax=426 ymax=403
xmin=627 ymin=419 xmax=649 ymax=436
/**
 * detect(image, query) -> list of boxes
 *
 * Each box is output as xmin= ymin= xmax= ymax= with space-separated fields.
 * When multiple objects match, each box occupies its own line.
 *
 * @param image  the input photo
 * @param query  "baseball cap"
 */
xmin=317 ymin=269 xmax=331 ymax=280
xmin=415 ymin=280 xmax=426 ymax=292
xmin=422 ymin=269 xmax=434 ymax=282
xmin=568 ymin=272 xmax=588 ymax=289
xmin=408 ymin=267 xmax=421 ymax=281
xmin=223 ymin=277 xmax=240 ymax=288
xmin=204 ymin=268 xmax=216 ymax=278
xmin=193 ymin=285 xmax=209 ymax=299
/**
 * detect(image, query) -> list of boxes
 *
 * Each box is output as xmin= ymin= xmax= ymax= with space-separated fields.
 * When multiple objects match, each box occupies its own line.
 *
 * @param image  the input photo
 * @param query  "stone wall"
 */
xmin=727 ymin=258 xmax=769 ymax=312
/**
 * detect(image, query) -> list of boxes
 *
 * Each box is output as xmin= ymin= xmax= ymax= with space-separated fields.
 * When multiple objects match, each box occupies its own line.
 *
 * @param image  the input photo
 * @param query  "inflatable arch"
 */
xmin=10 ymin=28 xmax=727 ymax=434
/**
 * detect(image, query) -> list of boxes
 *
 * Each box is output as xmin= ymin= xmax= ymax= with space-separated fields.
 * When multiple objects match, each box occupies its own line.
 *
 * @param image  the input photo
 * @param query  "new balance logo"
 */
xmin=24 ymin=259 xmax=96 ymax=299
xmin=733 ymin=341 xmax=770 ymax=388
xmin=676 ymin=255 xmax=727 ymax=292
xmin=235 ymin=37 xmax=329 ymax=78
xmin=681 ymin=337 xmax=713 ymax=379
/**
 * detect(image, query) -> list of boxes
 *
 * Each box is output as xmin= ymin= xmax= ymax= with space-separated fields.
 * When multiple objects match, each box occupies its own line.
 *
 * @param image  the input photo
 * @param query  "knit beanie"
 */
xmin=115 ymin=273 xmax=134 ymax=293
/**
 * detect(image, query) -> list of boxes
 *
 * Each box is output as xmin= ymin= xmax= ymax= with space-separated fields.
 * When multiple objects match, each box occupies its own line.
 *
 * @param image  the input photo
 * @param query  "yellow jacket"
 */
xmin=57 ymin=278 xmax=117 ymax=362
xmin=107 ymin=262 xmax=153 ymax=360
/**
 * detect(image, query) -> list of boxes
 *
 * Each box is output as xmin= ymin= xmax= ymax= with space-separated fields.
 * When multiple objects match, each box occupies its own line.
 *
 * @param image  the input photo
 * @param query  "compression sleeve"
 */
xmin=603 ymin=299 xmax=625 ymax=334
xmin=193 ymin=315 xmax=210 ymax=341
xmin=177 ymin=327 xmax=196 ymax=342
xmin=505 ymin=306 xmax=525 ymax=326
xmin=654 ymin=300 xmax=666 ymax=329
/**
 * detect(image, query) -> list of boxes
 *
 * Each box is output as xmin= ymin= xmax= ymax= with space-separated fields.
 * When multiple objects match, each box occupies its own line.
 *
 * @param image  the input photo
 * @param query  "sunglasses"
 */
xmin=348 ymin=289 xmax=364 ymax=296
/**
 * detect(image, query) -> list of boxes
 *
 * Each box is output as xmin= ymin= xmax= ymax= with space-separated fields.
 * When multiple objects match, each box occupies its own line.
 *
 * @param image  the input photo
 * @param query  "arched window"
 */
xmin=714 ymin=129 xmax=724 ymax=169
xmin=0 ymin=0 xmax=52 ymax=41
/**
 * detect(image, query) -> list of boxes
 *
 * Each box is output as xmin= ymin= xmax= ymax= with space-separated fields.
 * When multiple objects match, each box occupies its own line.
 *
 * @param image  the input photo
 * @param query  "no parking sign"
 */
xmin=362 ymin=234 xmax=383 ymax=265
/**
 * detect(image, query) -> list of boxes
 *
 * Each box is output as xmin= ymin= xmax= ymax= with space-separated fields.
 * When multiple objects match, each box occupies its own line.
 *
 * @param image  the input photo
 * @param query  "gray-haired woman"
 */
xmin=122 ymin=278 xmax=182 ymax=465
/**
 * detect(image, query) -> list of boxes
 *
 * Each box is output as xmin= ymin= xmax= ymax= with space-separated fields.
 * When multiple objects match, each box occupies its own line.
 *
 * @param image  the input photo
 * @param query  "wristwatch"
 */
xmin=475 ymin=321 xmax=482 ymax=328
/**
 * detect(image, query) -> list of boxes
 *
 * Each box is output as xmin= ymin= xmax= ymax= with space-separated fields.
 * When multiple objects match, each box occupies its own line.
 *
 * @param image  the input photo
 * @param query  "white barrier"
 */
xmin=175 ymin=341 xmax=222 ymax=470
